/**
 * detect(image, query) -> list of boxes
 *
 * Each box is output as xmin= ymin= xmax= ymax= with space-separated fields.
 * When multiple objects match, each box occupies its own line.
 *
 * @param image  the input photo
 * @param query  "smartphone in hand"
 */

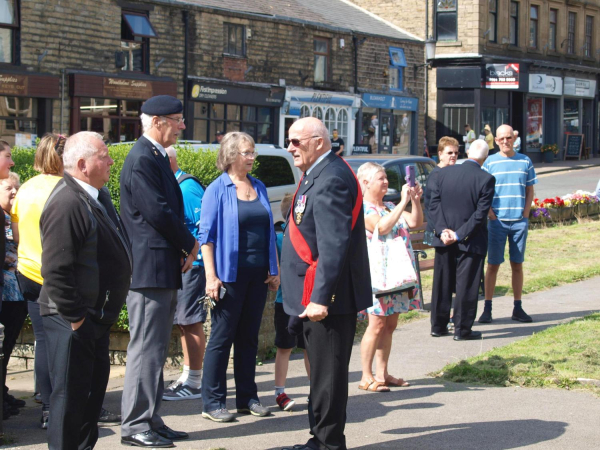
xmin=405 ymin=165 xmax=416 ymax=188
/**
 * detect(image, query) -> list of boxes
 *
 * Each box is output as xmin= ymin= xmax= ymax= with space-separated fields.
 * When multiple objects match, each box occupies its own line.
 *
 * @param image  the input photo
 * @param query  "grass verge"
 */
xmin=419 ymin=219 xmax=600 ymax=297
xmin=433 ymin=313 xmax=600 ymax=396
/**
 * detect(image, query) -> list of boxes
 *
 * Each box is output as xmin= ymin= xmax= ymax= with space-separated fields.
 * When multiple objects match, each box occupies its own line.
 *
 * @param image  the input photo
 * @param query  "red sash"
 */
xmin=288 ymin=156 xmax=363 ymax=307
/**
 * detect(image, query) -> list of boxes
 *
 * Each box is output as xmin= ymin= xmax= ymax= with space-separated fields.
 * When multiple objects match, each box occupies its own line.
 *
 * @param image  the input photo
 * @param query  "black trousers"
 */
xmin=431 ymin=246 xmax=485 ymax=337
xmin=303 ymin=313 xmax=356 ymax=450
xmin=43 ymin=314 xmax=111 ymax=450
xmin=0 ymin=300 xmax=28 ymax=396
xmin=202 ymin=266 xmax=268 ymax=411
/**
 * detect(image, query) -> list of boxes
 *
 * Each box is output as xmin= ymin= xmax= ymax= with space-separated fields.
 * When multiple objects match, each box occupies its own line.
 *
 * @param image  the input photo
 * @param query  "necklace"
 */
xmin=235 ymin=183 xmax=252 ymax=200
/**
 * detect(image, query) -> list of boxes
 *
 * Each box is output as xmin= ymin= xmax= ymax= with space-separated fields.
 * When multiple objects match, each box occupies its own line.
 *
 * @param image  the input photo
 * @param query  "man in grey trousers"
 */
xmin=120 ymin=95 xmax=199 ymax=448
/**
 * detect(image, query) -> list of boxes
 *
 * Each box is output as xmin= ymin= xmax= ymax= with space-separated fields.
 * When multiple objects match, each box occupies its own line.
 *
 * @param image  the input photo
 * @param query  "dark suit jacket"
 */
xmin=280 ymin=152 xmax=372 ymax=316
xmin=120 ymin=136 xmax=196 ymax=290
xmin=423 ymin=165 xmax=441 ymax=236
xmin=428 ymin=160 xmax=496 ymax=256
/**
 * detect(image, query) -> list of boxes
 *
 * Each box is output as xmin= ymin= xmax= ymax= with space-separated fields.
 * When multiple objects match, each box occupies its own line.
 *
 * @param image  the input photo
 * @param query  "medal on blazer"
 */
xmin=295 ymin=195 xmax=306 ymax=225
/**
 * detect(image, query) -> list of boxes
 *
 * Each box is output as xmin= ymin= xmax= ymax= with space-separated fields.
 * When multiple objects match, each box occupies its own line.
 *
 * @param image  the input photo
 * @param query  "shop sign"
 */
xmin=526 ymin=97 xmax=543 ymax=150
xmin=0 ymin=74 xmax=28 ymax=96
xmin=528 ymin=75 xmax=562 ymax=96
xmin=564 ymin=77 xmax=596 ymax=98
xmin=485 ymin=63 xmax=520 ymax=89
xmin=103 ymin=78 xmax=153 ymax=99
xmin=352 ymin=145 xmax=371 ymax=154
xmin=288 ymin=93 xmax=355 ymax=107
xmin=190 ymin=82 xmax=284 ymax=107
xmin=361 ymin=93 xmax=418 ymax=111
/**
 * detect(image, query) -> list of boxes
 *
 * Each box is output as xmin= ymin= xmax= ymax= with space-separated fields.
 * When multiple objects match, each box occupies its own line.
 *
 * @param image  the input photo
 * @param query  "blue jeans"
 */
xmin=488 ymin=218 xmax=529 ymax=265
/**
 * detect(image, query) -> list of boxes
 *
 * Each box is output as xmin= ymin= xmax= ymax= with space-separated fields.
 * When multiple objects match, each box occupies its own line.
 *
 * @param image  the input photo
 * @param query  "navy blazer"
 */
xmin=119 ymin=136 xmax=196 ymax=290
xmin=280 ymin=152 xmax=372 ymax=316
xmin=428 ymin=160 xmax=496 ymax=256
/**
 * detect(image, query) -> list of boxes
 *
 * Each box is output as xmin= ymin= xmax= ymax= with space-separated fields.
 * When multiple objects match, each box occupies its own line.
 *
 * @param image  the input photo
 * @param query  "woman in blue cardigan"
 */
xmin=199 ymin=132 xmax=280 ymax=422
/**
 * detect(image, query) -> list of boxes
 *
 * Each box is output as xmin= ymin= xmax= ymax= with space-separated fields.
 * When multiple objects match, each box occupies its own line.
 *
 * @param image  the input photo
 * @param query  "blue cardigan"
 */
xmin=198 ymin=172 xmax=278 ymax=282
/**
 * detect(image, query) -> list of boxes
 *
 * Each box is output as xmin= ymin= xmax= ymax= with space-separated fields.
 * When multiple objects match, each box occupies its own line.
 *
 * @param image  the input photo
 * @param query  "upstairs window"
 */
xmin=314 ymin=38 xmax=329 ymax=83
xmin=0 ymin=0 xmax=18 ymax=64
xmin=549 ymin=9 xmax=558 ymax=51
xmin=568 ymin=12 xmax=576 ymax=54
xmin=510 ymin=2 xmax=519 ymax=46
xmin=223 ymin=23 xmax=245 ymax=57
xmin=436 ymin=0 xmax=457 ymax=41
xmin=529 ymin=5 xmax=538 ymax=49
xmin=388 ymin=47 xmax=406 ymax=91
xmin=121 ymin=11 xmax=157 ymax=72
xmin=585 ymin=16 xmax=593 ymax=57
xmin=488 ymin=0 xmax=497 ymax=43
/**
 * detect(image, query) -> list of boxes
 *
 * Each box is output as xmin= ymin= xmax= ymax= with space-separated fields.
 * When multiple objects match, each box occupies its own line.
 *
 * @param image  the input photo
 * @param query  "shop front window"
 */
xmin=192 ymin=102 xmax=274 ymax=144
xmin=442 ymin=105 xmax=474 ymax=139
xmin=0 ymin=0 xmax=18 ymax=64
xmin=526 ymin=97 xmax=543 ymax=150
xmin=300 ymin=105 xmax=310 ymax=118
xmin=360 ymin=107 xmax=378 ymax=154
xmin=563 ymin=99 xmax=579 ymax=133
xmin=79 ymin=98 xmax=142 ymax=143
xmin=0 ymin=96 xmax=37 ymax=146
xmin=311 ymin=106 xmax=323 ymax=120
xmin=481 ymin=107 xmax=508 ymax=137
xmin=324 ymin=108 xmax=336 ymax=134
xmin=337 ymin=109 xmax=348 ymax=144
xmin=393 ymin=110 xmax=411 ymax=155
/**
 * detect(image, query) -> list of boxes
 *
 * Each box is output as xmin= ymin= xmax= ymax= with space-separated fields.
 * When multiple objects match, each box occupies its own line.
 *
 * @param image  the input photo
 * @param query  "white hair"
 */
xmin=357 ymin=162 xmax=384 ymax=184
xmin=63 ymin=131 xmax=104 ymax=172
xmin=467 ymin=139 xmax=489 ymax=160
xmin=140 ymin=113 xmax=167 ymax=133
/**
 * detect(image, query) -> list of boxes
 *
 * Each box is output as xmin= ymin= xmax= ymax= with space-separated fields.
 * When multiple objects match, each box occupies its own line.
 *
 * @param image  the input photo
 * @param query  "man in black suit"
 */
xmin=280 ymin=117 xmax=372 ymax=450
xmin=428 ymin=139 xmax=495 ymax=341
xmin=120 ymin=95 xmax=199 ymax=448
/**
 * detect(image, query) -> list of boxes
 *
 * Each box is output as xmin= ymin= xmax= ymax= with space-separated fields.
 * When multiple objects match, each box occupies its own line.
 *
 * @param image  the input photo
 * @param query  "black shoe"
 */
xmin=154 ymin=425 xmax=189 ymax=441
xmin=4 ymin=401 xmax=19 ymax=415
xmin=3 ymin=406 xmax=11 ymax=420
xmin=121 ymin=430 xmax=174 ymax=448
xmin=478 ymin=309 xmax=492 ymax=323
xmin=98 ymin=408 xmax=121 ymax=425
xmin=454 ymin=331 xmax=483 ymax=341
xmin=512 ymin=308 xmax=532 ymax=323
xmin=237 ymin=402 xmax=271 ymax=417
xmin=431 ymin=329 xmax=450 ymax=337
xmin=41 ymin=410 xmax=50 ymax=429
xmin=5 ymin=394 xmax=26 ymax=408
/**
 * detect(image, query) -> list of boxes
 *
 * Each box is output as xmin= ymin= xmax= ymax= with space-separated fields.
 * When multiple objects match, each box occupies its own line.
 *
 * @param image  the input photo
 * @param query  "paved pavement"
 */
xmin=532 ymin=156 xmax=600 ymax=176
xmin=4 ymin=277 xmax=600 ymax=449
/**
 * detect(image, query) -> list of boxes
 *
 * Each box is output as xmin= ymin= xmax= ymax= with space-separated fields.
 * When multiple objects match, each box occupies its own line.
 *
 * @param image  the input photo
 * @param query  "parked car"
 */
xmin=345 ymin=155 xmax=437 ymax=204
xmin=184 ymin=143 xmax=301 ymax=226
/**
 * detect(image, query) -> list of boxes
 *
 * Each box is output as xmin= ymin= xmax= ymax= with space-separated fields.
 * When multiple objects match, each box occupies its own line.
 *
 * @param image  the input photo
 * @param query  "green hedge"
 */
xmin=12 ymin=142 xmax=258 ymax=330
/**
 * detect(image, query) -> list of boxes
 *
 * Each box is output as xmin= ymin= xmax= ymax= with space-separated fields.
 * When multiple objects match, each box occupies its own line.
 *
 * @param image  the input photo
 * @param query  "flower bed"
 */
xmin=530 ymin=191 xmax=599 ymax=223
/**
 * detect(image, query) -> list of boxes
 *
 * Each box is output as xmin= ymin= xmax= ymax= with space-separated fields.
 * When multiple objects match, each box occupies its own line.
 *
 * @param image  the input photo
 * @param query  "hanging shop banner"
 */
xmin=526 ymin=97 xmax=543 ymax=150
xmin=528 ymin=75 xmax=562 ymax=96
xmin=361 ymin=93 xmax=418 ymax=111
xmin=564 ymin=78 xmax=596 ymax=98
xmin=485 ymin=63 xmax=520 ymax=89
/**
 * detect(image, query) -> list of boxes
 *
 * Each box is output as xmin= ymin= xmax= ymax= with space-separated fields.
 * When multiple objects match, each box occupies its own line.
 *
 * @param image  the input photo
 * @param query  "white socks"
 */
xmin=186 ymin=369 xmax=202 ymax=389
xmin=177 ymin=365 xmax=190 ymax=384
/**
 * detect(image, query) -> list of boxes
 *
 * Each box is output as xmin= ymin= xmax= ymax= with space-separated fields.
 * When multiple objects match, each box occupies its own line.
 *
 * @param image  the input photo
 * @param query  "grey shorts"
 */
xmin=174 ymin=265 xmax=207 ymax=326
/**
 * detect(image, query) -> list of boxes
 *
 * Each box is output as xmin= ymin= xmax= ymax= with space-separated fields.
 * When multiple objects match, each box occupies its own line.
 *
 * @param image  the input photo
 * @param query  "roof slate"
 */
xmin=175 ymin=0 xmax=421 ymax=42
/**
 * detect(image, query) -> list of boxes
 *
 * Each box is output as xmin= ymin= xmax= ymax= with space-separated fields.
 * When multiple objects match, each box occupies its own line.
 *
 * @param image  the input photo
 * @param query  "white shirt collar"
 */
xmin=144 ymin=133 xmax=167 ymax=157
xmin=74 ymin=178 xmax=99 ymax=200
xmin=306 ymin=150 xmax=332 ymax=175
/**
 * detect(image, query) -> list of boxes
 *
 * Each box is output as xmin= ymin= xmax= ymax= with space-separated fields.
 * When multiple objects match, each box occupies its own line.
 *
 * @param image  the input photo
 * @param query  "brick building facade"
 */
xmin=351 ymin=0 xmax=600 ymax=161
xmin=1 ymin=0 xmax=425 ymax=155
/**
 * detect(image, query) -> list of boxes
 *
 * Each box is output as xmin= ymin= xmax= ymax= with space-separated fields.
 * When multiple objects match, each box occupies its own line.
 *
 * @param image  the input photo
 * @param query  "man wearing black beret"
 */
xmin=120 ymin=95 xmax=199 ymax=448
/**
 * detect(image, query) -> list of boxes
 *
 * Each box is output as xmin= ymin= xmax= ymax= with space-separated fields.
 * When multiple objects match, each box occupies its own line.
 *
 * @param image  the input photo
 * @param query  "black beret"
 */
xmin=216 ymin=130 xmax=224 ymax=136
xmin=141 ymin=95 xmax=183 ymax=116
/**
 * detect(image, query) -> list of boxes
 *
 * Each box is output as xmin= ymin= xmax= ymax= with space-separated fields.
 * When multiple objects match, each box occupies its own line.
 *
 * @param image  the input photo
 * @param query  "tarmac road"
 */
xmin=534 ymin=165 xmax=600 ymax=199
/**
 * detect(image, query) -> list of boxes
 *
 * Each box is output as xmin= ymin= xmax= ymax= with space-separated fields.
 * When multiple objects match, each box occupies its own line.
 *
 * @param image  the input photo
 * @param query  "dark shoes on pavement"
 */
xmin=478 ymin=309 xmax=492 ymax=323
xmin=512 ymin=308 xmax=533 ymax=322
xmin=202 ymin=408 xmax=235 ymax=422
xmin=237 ymin=402 xmax=271 ymax=417
xmin=431 ymin=329 xmax=450 ymax=337
xmin=98 ymin=408 xmax=121 ymax=425
xmin=154 ymin=425 xmax=189 ymax=441
xmin=121 ymin=430 xmax=175 ymax=448
xmin=162 ymin=381 xmax=202 ymax=401
xmin=454 ymin=330 xmax=482 ymax=341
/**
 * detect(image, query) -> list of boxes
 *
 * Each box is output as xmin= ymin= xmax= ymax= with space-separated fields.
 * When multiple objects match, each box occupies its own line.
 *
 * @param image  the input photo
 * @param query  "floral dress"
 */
xmin=3 ymin=210 xmax=23 ymax=302
xmin=358 ymin=201 xmax=421 ymax=319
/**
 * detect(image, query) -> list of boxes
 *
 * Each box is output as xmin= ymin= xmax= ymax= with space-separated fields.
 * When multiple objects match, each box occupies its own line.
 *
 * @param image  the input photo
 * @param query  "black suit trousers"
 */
xmin=43 ymin=314 xmax=112 ymax=450
xmin=431 ymin=246 xmax=484 ymax=337
xmin=303 ymin=313 xmax=356 ymax=450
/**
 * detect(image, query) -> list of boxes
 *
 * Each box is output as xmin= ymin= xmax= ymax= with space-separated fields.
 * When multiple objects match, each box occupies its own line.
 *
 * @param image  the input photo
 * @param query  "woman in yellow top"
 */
xmin=11 ymin=133 xmax=64 ymax=427
xmin=484 ymin=124 xmax=495 ymax=153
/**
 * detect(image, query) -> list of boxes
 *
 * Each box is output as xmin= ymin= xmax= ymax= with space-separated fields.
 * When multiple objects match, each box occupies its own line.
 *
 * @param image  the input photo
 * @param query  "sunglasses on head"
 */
xmin=285 ymin=136 xmax=320 ymax=147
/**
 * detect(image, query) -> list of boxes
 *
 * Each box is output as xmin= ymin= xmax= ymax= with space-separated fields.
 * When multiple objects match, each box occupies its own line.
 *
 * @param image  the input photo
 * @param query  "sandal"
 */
xmin=385 ymin=375 xmax=410 ymax=387
xmin=358 ymin=378 xmax=390 ymax=392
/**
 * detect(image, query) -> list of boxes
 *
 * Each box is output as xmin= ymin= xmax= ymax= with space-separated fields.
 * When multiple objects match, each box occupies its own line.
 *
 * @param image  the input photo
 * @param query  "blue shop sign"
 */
xmin=362 ymin=93 xmax=418 ymax=111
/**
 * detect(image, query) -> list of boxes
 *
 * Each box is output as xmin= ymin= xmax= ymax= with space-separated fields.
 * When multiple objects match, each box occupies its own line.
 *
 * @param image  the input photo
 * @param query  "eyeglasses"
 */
xmin=238 ymin=151 xmax=258 ymax=159
xmin=285 ymin=136 xmax=320 ymax=147
xmin=161 ymin=115 xmax=185 ymax=125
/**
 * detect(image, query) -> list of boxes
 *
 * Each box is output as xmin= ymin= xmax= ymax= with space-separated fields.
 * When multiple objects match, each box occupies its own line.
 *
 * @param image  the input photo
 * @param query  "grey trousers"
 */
xmin=121 ymin=288 xmax=177 ymax=437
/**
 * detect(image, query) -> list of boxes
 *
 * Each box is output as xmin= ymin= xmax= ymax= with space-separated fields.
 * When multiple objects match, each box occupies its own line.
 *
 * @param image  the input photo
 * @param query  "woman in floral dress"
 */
xmin=357 ymin=162 xmax=423 ymax=392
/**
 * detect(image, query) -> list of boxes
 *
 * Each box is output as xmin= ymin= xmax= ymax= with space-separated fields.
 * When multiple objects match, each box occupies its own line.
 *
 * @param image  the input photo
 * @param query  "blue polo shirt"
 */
xmin=483 ymin=152 xmax=537 ymax=221
xmin=175 ymin=169 xmax=205 ymax=266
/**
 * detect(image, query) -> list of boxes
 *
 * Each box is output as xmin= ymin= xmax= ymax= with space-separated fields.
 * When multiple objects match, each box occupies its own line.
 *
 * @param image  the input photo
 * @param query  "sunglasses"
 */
xmin=285 ymin=136 xmax=320 ymax=147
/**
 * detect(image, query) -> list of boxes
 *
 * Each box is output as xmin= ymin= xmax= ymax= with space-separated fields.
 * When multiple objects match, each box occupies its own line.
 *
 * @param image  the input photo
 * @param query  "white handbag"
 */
xmin=367 ymin=225 xmax=418 ymax=296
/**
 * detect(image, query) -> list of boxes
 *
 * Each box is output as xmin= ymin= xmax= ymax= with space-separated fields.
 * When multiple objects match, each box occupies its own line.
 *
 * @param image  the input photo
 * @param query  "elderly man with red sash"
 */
xmin=280 ymin=117 xmax=372 ymax=450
